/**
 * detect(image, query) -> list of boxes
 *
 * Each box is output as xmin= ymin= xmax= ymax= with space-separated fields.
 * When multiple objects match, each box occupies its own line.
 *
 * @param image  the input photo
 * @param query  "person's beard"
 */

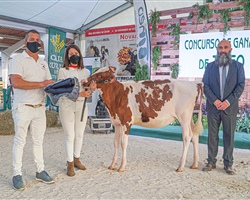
xmin=215 ymin=51 xmax=232 ymax=66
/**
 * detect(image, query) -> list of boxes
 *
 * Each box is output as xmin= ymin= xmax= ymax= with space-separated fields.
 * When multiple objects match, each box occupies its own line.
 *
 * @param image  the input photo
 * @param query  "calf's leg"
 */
xmin=176 ymin=123 xmax=192 ymax=172
xmin=108 ymin=125 xmax=121 ymax=170
xmin=118 ymin=132 xmax=128 ymax=172
xmin=190 ymin=133 xmax=199 ymax=169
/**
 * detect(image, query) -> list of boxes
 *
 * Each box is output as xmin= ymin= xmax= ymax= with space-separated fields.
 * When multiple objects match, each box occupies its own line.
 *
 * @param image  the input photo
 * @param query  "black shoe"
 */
xmin=202 ymin=163 xmax=216 ymax=171
xmin=224 ymin=166 xmax=236 ymax=175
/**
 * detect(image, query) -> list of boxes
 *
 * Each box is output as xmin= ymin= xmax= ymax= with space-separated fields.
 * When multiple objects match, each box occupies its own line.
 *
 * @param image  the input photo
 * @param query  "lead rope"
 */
xmin=81 ymin=80 xmax=95 ymax=122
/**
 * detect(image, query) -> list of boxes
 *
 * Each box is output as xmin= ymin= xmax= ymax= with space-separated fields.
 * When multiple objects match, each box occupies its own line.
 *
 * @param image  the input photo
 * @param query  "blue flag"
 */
xmin=133 ymin=0 xmax=151 ymax=77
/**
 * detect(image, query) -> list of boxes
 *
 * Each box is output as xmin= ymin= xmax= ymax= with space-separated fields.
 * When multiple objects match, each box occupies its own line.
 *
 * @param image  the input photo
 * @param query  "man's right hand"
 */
xmin=10 ymin=74 xmax=54 ymax=90
xmin=41 ymin=80 xmax=54 ymax=88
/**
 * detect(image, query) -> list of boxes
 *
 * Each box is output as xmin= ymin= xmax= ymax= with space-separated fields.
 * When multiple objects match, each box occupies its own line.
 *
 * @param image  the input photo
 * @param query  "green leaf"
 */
xmin=152 ymin=46 xmax=161 ymax=70
xmin=169 ymin=63 xmax=179 ymax=79
xmin=134 ymin=60 xmax=149 ymax=81
xmin=149 ymin=9 xmax=161 ymax=34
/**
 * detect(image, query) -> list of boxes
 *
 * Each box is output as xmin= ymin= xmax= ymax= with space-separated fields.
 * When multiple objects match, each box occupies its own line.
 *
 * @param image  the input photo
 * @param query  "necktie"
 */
xmin=221 ymin=66 xmax=226 ymax=100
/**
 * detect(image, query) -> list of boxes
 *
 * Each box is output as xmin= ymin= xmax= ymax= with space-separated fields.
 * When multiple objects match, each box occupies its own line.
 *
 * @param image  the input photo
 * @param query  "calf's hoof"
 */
xmin=117 ymin=168 xmax=125 ymax=172
xmin=190 ymin=165 xmax=198 ymax=169
xmin=108 ymin=166 xmax=115 ymax=170
xmin=176 ymin=168 xmax=183 ymax=172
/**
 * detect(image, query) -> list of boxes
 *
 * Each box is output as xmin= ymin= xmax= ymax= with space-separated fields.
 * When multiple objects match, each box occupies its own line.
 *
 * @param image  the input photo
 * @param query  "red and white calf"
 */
xmin=83 ymin=66 xmax=204 ymax=172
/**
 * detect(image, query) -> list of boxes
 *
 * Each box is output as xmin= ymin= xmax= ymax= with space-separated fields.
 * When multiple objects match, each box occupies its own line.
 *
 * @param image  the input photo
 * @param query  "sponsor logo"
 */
xmin=120 ymin=34 xmax=136 ymax=40
xmin=50 ymin=34 xmax=65 ymax=53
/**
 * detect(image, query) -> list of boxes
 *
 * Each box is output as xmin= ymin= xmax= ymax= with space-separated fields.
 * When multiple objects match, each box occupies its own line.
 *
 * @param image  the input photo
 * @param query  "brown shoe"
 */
xmin=67 ymin=161 xmax=75 ymax=176
xmin=202 ymin=163 xmax=216 ymax=171
xmin=224 ymin=166 xmax=236 ymax=175
xmin=74 ymin=157 xmax=86 ymax=170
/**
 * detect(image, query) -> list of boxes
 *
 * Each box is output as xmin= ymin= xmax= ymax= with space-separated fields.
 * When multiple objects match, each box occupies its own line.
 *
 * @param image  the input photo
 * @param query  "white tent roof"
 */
xmin=0 ymin=0 xmax=132 ymax=33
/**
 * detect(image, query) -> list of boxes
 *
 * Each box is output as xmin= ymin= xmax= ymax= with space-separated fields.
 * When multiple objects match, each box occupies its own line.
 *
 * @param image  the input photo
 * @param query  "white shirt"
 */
xmin=58 ymin=67 xmax=90 ymax=100
xmin=8 ymin=51 xmax=52 ymax=109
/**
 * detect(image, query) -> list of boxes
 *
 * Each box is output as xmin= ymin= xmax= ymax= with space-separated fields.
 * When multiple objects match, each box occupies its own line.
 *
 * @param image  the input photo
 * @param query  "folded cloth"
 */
xmin=45 ymin=78 xmax=76 ymax=94
xmin=45 ymin=77 xmax=80 ymax=105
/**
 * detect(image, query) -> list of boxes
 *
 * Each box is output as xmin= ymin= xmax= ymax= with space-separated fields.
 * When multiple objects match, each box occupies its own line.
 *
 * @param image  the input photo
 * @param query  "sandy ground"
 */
xmin=0 ymin=125 xmax=250 ymax=200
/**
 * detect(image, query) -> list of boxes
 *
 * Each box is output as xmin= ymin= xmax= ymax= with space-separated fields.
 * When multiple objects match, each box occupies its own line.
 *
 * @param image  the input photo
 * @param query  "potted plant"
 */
xmin=134 ymin=60 xmax=149 ymax=81
xmin=167 ymin=23 xmax=187 ymax=50
xmin=189 ymin=3 xmax=212 ymax=23
xmin=152 ymin=46 xmax=161 ymax=70
xmin=238 ymin=0 xmax=250 ymax=27
xmin=169 ymin=63 xmax=179 ymax=79
xmin=220 ymin=9 xmax=231 ymax=35
xmin=148 ymin=9 xmax=161 ymax=35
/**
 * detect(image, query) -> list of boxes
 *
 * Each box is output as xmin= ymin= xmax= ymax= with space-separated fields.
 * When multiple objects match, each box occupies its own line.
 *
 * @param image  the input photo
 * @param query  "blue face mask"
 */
xmin=26 ymin=42 xmax=41 ymax=53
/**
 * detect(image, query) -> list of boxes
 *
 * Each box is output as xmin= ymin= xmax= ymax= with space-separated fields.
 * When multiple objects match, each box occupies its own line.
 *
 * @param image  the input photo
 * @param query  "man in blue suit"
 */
xmin=202 ymin=39 xmax=245 ymax=175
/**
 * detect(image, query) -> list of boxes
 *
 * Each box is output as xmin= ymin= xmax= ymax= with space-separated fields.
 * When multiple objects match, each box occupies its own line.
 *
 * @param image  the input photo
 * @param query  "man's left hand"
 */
xmin=217 ymin=101 xmax=230 ymax=110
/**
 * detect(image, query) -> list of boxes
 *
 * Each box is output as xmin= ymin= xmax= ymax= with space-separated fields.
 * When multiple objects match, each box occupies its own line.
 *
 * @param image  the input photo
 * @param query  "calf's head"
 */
xmin=82 ymin=66 xmax=116 ymax=88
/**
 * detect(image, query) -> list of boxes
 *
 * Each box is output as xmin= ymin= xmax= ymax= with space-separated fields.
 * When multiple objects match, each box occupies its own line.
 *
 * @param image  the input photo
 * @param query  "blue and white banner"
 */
xmin=133 ymin=0 xmax=151 ymax=77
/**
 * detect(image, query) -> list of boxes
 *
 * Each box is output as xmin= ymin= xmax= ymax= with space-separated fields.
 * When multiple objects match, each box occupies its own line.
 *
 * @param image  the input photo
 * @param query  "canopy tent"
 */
xmin=0 ymin=0 xmax=133 ymax=52
xmin=0 ymin=0 xmax=203 ymax=86
xmin=0 ymin=0 xmax=132 ymax=32
xmin=0 ymin=0 xmax=203 ymax=52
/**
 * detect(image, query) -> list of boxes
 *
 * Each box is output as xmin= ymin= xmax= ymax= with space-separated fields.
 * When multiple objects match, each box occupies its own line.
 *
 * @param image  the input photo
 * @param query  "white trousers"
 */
xmin=12 ymin=105 xmax=46 ymax=176
xmin=59 ymin=98 xmax=88 ymax=162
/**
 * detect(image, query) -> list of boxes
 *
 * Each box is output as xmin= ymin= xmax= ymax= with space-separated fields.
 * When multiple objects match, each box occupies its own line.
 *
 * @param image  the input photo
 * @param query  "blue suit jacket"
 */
xmin=202 ymin=60 xmax=245 ymax=115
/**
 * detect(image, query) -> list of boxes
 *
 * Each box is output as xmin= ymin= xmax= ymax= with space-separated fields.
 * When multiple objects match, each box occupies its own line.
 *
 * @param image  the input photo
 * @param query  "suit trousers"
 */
xmin=12 ymin=105 xmax=46 ymax=176
xmin=207 ymin=111 xmax=237 ymax=167
xmin=59 ymin=98 xmax=88 ymax=162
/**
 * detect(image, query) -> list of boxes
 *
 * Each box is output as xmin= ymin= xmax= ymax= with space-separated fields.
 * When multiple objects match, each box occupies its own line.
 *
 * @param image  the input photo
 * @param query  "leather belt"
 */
xmin=25 ymin=104 xmax=43 ymax=108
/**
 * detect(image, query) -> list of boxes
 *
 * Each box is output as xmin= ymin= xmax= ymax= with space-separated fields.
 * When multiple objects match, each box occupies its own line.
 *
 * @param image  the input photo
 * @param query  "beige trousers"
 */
xmin=59 ymin=98 xmax=88 ymax=162
xmin=12 ymin=105 xmax=46 ymax=176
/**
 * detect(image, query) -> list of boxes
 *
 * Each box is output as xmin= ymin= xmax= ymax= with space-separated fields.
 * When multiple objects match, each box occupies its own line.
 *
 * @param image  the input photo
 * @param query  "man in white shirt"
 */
xmin=9 ymin=29 xmax=55 ymax=191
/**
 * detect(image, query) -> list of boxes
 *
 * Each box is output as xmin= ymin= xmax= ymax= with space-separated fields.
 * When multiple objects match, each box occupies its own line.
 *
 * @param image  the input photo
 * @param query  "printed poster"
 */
xmin=85 ymin=25 xmax=137 ymax=82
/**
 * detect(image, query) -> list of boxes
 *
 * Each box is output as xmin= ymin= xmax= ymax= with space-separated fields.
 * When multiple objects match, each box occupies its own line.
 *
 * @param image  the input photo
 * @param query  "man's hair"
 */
xmin=25 ymin=29 xmax=40 ymax=41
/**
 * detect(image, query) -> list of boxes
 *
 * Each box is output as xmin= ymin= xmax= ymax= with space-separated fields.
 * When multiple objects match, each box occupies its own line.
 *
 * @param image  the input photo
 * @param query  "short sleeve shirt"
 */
xmin=8 ymin=51 xmax=52 ymax=109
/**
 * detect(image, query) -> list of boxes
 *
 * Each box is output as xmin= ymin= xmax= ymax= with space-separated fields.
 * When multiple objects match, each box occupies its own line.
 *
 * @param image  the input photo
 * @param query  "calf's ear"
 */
xmin=109 ymin=66 xmax=116 ymax=73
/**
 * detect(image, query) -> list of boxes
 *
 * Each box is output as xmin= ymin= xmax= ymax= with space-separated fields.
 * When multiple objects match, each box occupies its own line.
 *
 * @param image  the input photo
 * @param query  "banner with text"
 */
xmin=179 ymin=30 xmax=250 ymax=78
xmin=48 ymin=27 xmax=66 ymax=81
xmin=134 ymin=0 xmax=151 ymax=76
xmin=85 ymin=25 xmax=137 ymax=82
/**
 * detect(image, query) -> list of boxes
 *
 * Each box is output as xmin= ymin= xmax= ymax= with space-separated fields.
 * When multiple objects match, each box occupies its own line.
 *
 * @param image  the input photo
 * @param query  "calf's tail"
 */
xmin=191 ymin=83 xmax=204 ymax=135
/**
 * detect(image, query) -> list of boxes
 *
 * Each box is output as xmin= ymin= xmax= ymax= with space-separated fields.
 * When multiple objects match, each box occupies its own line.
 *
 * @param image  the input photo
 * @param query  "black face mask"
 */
xmin=69 ymin=55 xmax=80 ymax=65
xmin=26 ymin=42 xmax=41 ymax=53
